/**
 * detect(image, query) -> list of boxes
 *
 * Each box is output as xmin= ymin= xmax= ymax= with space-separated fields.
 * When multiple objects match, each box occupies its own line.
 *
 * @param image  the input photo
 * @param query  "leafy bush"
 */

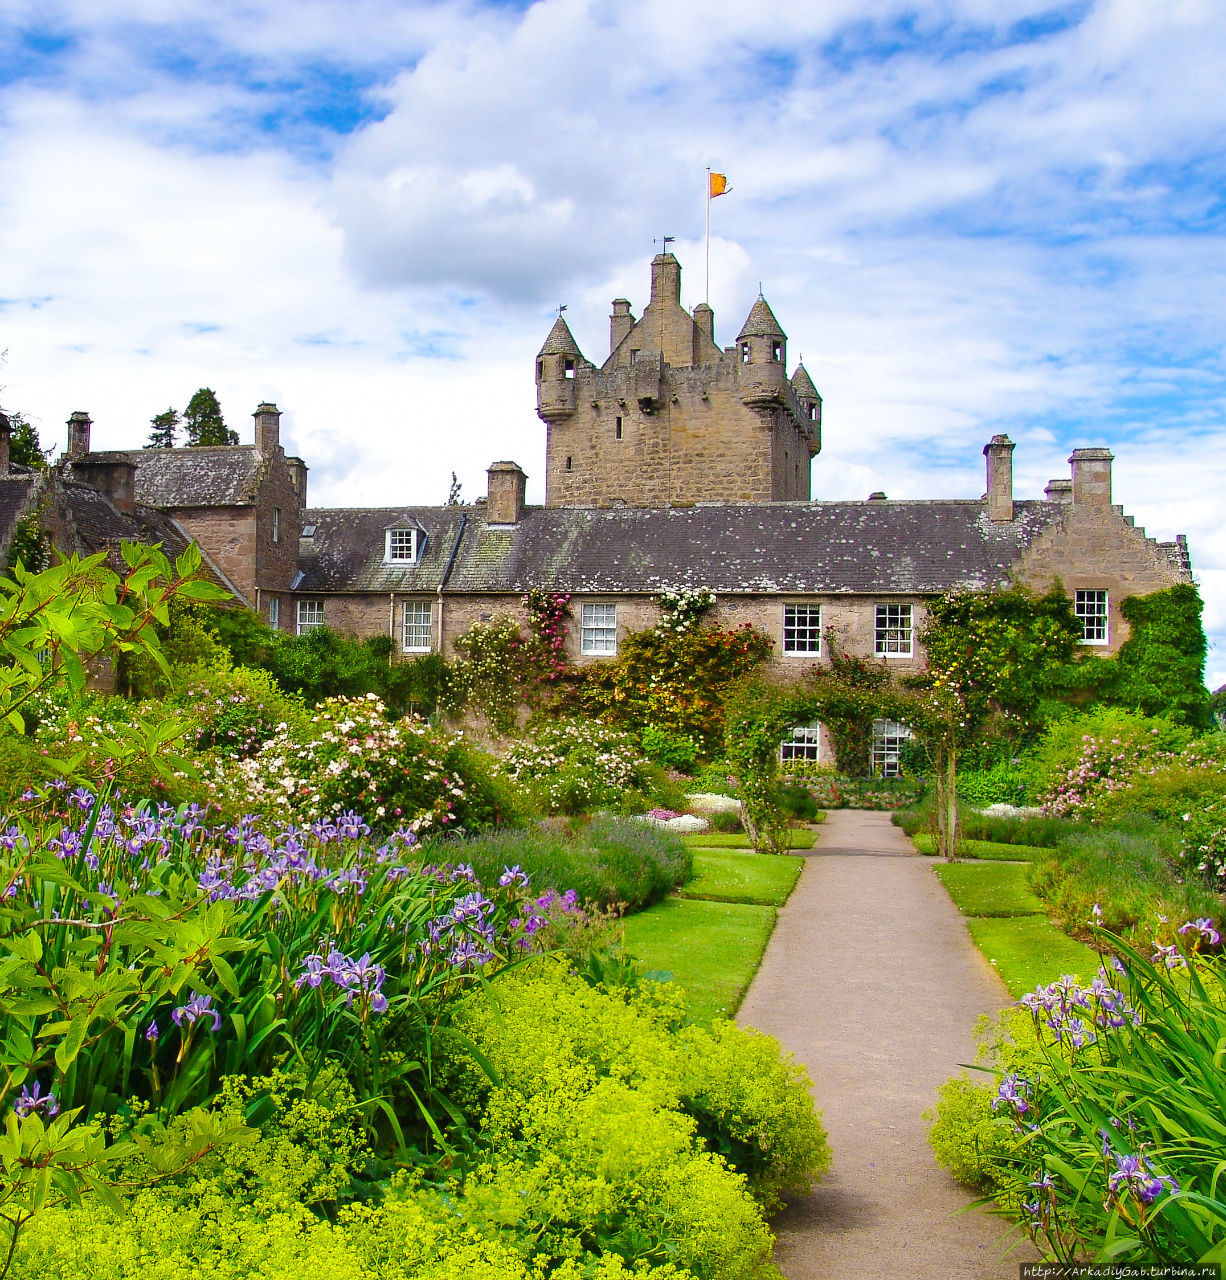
xmin=791 ymin=768 xmax=921 ymax=811
xmin=1028 ymin=820 xmax=1223 ymax=942
xmin=709 ymin=809 xmax=743 ymax=834
xmin=690 ymin=759 xmax=738 ymax=796
xmin=956 ymin=761 xmax=1029 ymax=808
xmin=578 ymin=623 xmax=773 ymax=759
xmin=892 ymin=801 xmax=1081 ymax=848
xmin=170 ymin=660 xmax=308 ymax=760
xmin=210 ymin=694 xmax=521 ymax=835
xmin=439 ymin=956 xmax=828 ymax=1278
xmin=449 ymin=816 xmax=690 ymax=913
xmin=1180 ymin=801 xmax=1226 ymax=889
xmin=642 ymin=724 xmax=703 ymax=773
xmin=502 ymin=718 xmax=659 ymax=816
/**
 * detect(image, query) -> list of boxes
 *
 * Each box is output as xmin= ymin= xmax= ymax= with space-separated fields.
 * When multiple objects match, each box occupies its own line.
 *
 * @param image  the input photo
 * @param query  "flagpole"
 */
xmin=705 ymin=168 xmax=711 ymax=304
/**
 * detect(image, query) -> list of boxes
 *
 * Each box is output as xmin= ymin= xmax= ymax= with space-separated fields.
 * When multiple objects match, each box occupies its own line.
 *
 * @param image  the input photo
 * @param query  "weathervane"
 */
xmin=556 ymin=304 xmax=568 ymax=317
xmin=654 ymin=236 xmax=675 ymax=251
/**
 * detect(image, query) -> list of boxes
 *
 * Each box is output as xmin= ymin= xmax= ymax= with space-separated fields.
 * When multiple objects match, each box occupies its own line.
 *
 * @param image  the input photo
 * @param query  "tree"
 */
xmin=0 ymin=409 xmax=48 ymax=469
xmin=183 ymin=388 xmax=237 ymax=447
xmin=147 ymin=406 xmax=180 ymax=449
xmin=447 ymin=472 xmax=464 ymax=505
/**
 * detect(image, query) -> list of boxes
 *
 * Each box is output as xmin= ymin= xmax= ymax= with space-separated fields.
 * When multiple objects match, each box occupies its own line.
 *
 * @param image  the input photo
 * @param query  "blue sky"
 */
xmin=1 ymin=0 xmax=1224 ymax=686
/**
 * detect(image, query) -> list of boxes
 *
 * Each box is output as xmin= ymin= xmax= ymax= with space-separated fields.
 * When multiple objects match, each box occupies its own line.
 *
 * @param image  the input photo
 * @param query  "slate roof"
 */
xmin=79 ymin=446 xmax=269 ymax=507
xmin=0 ymin=474 xmax=38 ymax=552
xmin=296 ymin=499 xmax=1065 ymax=596
xmin=537 ymin=317 xmax=583 ymax=358
xmin=60 ymin=481 xmax=197 ymax=562
xmin=737 ymin=297 xmax=786 ymax=341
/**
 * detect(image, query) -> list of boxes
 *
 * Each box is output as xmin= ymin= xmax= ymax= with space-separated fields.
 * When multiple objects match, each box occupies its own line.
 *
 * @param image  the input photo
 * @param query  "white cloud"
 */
xmin=2 ymin=0 xmax=1226 ymax=687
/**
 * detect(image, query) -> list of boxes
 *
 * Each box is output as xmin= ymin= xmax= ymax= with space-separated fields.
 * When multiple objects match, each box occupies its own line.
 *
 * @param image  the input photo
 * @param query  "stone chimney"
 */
xmin=285 ymin=456 xmax=308 ymax=508
xmin=253 ymin=402 xmax=281 ymax=454
xmin=67 ymin=410 xmax=92 ymax=460
xmin=1069 ymin=447 xmax=1113 ymax=506
xmin=1044 ymin=478 xmax=1073 ymax=504
xmin=486 ymin=461 xmax=527 ymax=525
xmin=692 ymin=302 xmax=715 ymax=345
xmin=0 ymin=413 xmax=10 ymax=474
xmin=649 ymin=252 xmax=681 ymax=306
xmin=983 ymin=434 xmax=1015 ymax=523
xmin=610 ymin=299 xmax=635 ymax=354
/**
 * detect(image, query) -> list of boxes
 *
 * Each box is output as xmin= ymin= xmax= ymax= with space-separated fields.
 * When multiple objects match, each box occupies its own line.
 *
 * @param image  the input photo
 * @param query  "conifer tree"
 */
xmin=3 ymin=412 xmax=48 ymax=468
xmin=183 ymin=388 xmax=237 ymax=447
xmin=147 ymin=407 xmax=180 ymax=449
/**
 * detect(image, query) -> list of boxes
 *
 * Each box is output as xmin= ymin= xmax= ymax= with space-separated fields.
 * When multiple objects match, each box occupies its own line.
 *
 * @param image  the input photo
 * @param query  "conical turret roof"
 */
xmin=790 ymin=363 xmax=820 ymax=400
xmin=537 ymin=315 xmax=583 ymax=358
xmin=737 ymin=296 xmax=786 ymax=341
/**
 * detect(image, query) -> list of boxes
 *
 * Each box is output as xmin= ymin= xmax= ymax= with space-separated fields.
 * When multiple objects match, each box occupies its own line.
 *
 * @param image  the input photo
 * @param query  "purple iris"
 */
xmin=992 ymin=1073 xmax=1031 ymax=1114
xmin=14 ymin=1080 xmax=59 ymax=1119
xmin=171 ymin=991 xmax=222 ymax=1032
xmin=499 ymin=864 xmax=530 ymax=889
xmin=1178 ymin=917 xmax=1221 ymax=946
xmin=145 ymin=1019 xmax=159 ymax=1041
xmin=1108 ymin=1150 xmax=1178 ymax=1205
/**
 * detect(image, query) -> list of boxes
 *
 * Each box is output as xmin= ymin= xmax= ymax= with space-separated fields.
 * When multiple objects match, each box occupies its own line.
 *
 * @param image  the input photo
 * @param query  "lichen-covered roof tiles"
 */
xmin=80 ymin=446 xmax=270 ymax=507
xmin=0 ymin=474 xmax=38 ymax=553
xmin=296 ymin=499 xmax=1065 ymax=596
xmin=60 ymin=481 xmax=196 ymax=561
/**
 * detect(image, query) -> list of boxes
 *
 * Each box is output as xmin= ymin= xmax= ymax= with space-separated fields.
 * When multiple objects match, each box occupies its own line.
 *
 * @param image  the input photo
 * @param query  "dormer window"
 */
xmin=740 ymin=343 xmax=751 ymax=363
xmin=771 ymin=341 xmax=783 ymax=362
xmin=385 ymin=528 xmax=419 ymax=563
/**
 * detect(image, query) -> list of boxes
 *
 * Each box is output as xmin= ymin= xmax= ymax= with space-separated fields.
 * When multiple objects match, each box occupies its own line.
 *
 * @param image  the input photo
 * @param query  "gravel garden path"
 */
xmin=737 ymin=809 xmax=1034 ymax=1279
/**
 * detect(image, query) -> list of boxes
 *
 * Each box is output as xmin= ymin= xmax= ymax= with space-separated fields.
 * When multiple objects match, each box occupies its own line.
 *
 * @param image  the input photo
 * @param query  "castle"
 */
xmin=0 ymin=252 xmax=1193 ymax=766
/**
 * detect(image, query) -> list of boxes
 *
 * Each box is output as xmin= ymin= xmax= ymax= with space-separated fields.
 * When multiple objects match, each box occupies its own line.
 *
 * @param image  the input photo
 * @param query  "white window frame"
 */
xmin=871 ymin=719 xmax=912 ymax=777
xmin=384 ymin=528 xmax=418 ymax=564
xmin=780 ymin=725 xmax=822 ymax=765
xmin=874 ymin=603 xmax=914 ymax=657
xmin=268 ymin=597 xmax=280 ymax=631
xmin=783 ymin=603 xmax=822 ymax=656
xmin=580 ymin=603 xmax=618 ymax=656
xmin=401 ymin=600 xmax=432 ymax=653
xmin=272 ymin=507 xmax=280 ymax=543
xmin=1075 ymin=589 xmax=1109 ymax=645
xmin=297 ymin=599 xmax=324 ymax=635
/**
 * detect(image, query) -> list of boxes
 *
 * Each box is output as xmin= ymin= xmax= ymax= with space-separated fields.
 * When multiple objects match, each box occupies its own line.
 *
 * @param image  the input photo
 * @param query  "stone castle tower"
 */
xmin=536 ymin=253 xmax=821 ymax=507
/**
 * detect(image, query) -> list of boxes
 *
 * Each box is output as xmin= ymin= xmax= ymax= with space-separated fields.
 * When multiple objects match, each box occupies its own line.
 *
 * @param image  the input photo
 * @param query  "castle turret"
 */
xmin=736 ymin=297 xmax=789 ymax=409
xmin=535 ymin=316 xmax=584 ymax=423
xmin=790 ymin=363 xmax=822 ymax=456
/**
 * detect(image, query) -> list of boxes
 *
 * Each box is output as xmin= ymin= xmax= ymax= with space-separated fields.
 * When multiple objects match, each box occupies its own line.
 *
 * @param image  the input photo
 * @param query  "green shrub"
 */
xmin=451 ymin=816 xmax=691 ymax=912
xmin=1028 ymin=820 xmax=1223 ymax=943
xmin=955 ymin=761 xmax=1029 ymax=808
xmin=709 ymin=810 xmax=743 ymax=834
xmin=440 ymin=957 xmax=827 ymax=1278
xmin=170 ymin=660 xmax=309 ymax=760
xmin=691 ymin=759 xmax=738 ymax=796
xmin=892 ymin=800 xmax=1080 ymax=848
xmin=642 ymin=724 xmax=703 ymax=772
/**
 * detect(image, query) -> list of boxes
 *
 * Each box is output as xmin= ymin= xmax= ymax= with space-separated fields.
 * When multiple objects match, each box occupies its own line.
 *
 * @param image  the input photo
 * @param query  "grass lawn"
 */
xmin=934 ymin=863 xmax=1045 ymax=917
xmin=912 ymin=833 xmax=1045 ymax=861
xmin=621 ymin=897 xmax=779 ymax=1023
xmin=683 ymin=828 xmax=818 ymax=850
xmin=680 ymin=850 xmax=802 ymax=906
xmin=965 ymin=916 xmax=1102 ymax=997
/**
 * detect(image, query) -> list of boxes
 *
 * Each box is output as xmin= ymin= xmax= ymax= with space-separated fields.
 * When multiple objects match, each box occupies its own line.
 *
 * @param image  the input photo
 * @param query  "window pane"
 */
xmin=297 ymin=600 xmax=324 ymax=635
xmin=783 ymin=604 xmax=821 ymax=655
xmin=581 ymin=603 xmax=617 ymax=655
xmin=387 ymin=529 xmax=416 ymax=561
xmin=871 ymin=719 xmax=912 ymax=777
xmin=402 ymin=601 xmax=432 ymax=652
xmin=1075 ymin=590 xmax=1109 ymax=644
xmin=874 ymin=603 xmax=913 ymax=656
xmin=780 ymin=724 xmax=822 ymax=763
xmin=268 ymin=597 xmax=280 ymax=631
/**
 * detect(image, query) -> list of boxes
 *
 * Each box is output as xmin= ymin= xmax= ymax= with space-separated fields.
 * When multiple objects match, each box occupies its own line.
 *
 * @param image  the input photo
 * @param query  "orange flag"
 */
xmin=709 ymin=172 xmax=729 ymax=198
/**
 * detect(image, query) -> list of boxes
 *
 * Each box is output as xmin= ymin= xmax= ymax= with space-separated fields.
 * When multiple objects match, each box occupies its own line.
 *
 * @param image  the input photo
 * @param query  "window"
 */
xmin=783 ymin=604 xmax=822 ymax=656
xmin=771 ymin=340 xmax=783 ymax=362
xmin=1075 ymin=590 xmax=1109 ymax=644
xmin=871 ymin=720 xmax=912 ymax=777
xmin=297 ymin=600 xmax=324 ymax=635
xmin=581 ymin=603 xmax=617 ymax=656
xmin=402 ymin=601 xmax=432 ymax=652
xmin=564 ymin=358 xmax=575 ymax=380
xmin=385 ymin=528 xmax=418 ymax=563
xmin=740 ymin=343 xmax=750 ymax=363
xmin=808 ymin=403 xmax=818 ymax=421
xmin=875 ymin=603 xmax=914 ymax=657
xmin=566 ymin=456 xmax=572 ymax=471
xmin=780 ymin=725 xmax=822 ymax=764
xmin=302 ymin=523 xmax=317 ymax=538
xmin=630 ymin=349 xmax=640 ymax=365
xmin=272 ymin=507 xmax=280 ymax=543
xmin=536 ymin=359 xmax=543 ymax=380
xmin=268 ymin=597 xmax=280 ymax=631
xmin=615 ymin=416 xmax=623 ymax=439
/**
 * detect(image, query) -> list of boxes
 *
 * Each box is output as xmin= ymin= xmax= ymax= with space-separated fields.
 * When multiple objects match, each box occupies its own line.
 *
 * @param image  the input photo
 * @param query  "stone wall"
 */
xmin=171 ymin=508 xmax=258 ymax=605
xmin=1016 ymin=504 xmax=1191 ymax=653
